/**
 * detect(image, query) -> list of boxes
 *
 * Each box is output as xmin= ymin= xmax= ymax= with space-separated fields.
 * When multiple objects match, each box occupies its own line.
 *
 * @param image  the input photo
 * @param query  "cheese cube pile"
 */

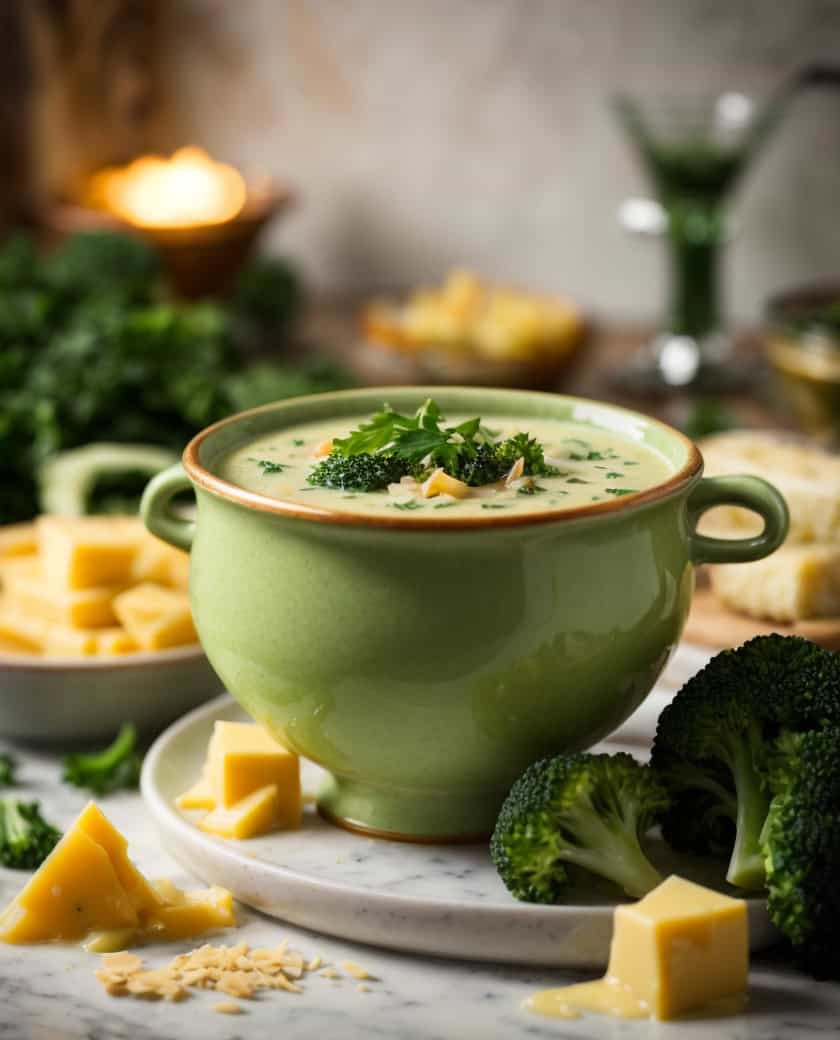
xmin=178 ymin=721 xmax=302 ymax=840
xmin=700 ymin=432 xmax=840 ymax=621
xmin=0 ymin=516 xmax=195 ymax=656
xmin=0 ymin=802 xmax=235 ymax=947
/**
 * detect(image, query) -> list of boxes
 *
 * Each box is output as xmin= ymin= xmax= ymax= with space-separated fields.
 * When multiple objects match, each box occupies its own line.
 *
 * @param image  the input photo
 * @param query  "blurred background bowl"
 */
xmin=0 ymin=644 xmax=224 ymax=745
xmin=765 ymin=281 xmax=840 ymax=441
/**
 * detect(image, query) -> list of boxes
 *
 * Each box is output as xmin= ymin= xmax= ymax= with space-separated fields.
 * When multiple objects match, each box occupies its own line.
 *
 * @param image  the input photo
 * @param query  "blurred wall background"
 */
xmin=153 ymin=0 xmax=840 ymax=323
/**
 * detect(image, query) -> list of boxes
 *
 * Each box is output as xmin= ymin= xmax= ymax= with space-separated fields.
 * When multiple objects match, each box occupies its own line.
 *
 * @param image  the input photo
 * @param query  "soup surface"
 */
xmin=218 ymin=415 xmax=675 ymax=519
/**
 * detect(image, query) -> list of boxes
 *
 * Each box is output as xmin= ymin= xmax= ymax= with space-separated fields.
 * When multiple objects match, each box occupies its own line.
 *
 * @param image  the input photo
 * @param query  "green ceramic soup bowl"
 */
xmin=141 ymin=388 xmax=787 ymax=841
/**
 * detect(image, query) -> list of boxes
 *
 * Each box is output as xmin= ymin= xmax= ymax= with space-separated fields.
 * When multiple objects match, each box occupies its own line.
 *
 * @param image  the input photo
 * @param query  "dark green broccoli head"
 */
xmin=761 ymin=727 xmax=840 ymax=978
xmin=490 ymin=752 xmax=668 ymax=904
xmin=0 ymin=799 xmax=61 ymax=869
xmin=651 ymin=635 xmax=840 ymax=890
xmin=308 ymin=451 xmax=412 ymax=492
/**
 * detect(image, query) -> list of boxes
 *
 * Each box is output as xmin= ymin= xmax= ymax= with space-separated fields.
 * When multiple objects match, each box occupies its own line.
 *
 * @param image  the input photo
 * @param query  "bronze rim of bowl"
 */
xmin=182 ymin=387 xmax=704 ymax=531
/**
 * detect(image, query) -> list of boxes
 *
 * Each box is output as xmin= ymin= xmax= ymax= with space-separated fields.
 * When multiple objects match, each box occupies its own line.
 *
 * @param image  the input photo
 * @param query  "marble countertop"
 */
xmin=2 ymin=726 xmax=840 ymax=1039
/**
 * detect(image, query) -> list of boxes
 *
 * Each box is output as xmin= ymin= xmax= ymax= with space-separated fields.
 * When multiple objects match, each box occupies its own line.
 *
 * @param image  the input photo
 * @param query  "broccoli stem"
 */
xmin=725 ymin=728 xmax=770 ymax=890
xmin=556 ymin=802 xmax=663 ymax=899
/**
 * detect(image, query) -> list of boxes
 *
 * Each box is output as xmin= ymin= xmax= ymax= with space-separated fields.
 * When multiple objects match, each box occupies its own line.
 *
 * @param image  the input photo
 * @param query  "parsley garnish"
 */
xmin=393 ymin=500 xmax=422 ymax=511
xmin=518 ymin=484 xmax=547 ymax=496
xmin=250 ymin=458 xmax=288 ymax=474
xmin=481 ymin=503 xmax=507 ymax=510
xmin=605 ymin=488 xmax=637 ymax=496
xmin=605 ymin=471 xmax=624 ymax=479
xmin=433 ymin=502 xmax=458 ymax=509
xmin=292 ymin=438 xmax=305 ymax=446
xmin=566 ymin=477 xmax=588 ymax=484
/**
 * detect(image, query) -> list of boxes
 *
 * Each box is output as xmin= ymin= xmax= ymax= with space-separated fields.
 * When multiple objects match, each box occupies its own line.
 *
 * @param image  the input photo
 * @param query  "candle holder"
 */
xmin=44 ymin=177 xmax=292 ymax=299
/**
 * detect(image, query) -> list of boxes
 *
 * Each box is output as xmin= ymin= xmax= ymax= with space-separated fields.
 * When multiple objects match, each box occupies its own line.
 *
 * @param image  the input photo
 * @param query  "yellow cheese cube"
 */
xmin=0 ymin=826 xmax=138 ymax=943
xmin=4 ymin=570 xmax=122 ymax=629
xmin=145 ymin=886 xmax=235 ymax=941
xmin=43 ymin=625 xmax=99 ymax=656
xmin=0 ymin=523 xmax=37 ymax=558
xmin=207 ymin=720 xmax=301 ymax=826
xmin=96 ymin=627 xmax=139 ymax=655
xmin=0 ymin=606 xmax=47 ymax=652
xmin=199 ymin=785 xmax=281 ymax=839
xmin=75 ymin=803 xmax=162 ymax=917
xmin=132 ymin=536 xmax=190 ymax=591
xmin=606 ymin=876 xmax=748 ymax=1020
xmin=37 ymin=516 xmax=142 ymax=591
xmin=112 ymin=582 xmax=197 ymax=650
xmin=176 ymin=776 xmax=216 ymax=811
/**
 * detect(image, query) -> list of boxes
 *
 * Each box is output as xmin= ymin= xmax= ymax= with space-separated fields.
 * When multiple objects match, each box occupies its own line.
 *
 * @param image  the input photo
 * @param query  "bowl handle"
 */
xmin=140 ymin=463 xmax=195 ymax=552
xmin=687 ymin=475 xmax=789 ymax=565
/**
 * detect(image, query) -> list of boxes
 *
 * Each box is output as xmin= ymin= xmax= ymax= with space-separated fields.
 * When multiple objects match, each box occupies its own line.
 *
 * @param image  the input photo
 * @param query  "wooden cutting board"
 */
xmin=685 ymin=586 xmax=840 ymax=651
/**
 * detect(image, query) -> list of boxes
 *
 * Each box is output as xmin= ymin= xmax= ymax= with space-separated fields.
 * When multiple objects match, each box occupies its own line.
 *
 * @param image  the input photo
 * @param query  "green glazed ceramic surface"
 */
xmin=141 ymin=388 xmax=788 ymax=840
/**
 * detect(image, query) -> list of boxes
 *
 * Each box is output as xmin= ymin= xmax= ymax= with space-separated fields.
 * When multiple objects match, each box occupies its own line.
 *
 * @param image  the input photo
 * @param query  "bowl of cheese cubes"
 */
xmin=0 ymin=515 xmax=223 ymax=743
xmin=360 ymin=269 xmax=584 ymax=387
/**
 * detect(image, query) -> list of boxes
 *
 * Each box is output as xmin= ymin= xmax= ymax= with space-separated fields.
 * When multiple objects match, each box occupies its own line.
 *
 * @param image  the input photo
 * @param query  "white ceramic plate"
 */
xmin=142 ymin=692 xmax=774 ymax=967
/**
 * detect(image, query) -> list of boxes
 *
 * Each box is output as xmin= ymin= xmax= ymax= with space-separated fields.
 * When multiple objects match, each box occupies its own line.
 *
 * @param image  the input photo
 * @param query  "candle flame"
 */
xmin=89 ymin=147 xmax=247 ymax=229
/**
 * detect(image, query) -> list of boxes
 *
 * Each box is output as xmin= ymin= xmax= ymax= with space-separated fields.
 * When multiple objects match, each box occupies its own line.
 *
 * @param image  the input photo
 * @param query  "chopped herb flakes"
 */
xmin=605 ymin=472 xmax=624 ymax=479
xmin=481 ymin=503 xmax=507 ymax=510
xmin=292 ymin=438 xmax=305 ymax=446
xmin=565 ymin=477 xmax=588 ymax=485
xmin=250 ymin=458 xmax=288 ymax=474
xmin=604 ymin=488 xmax=637 ymax=496
xmin=392 ymin=500 xmax=422 ymax=511
xmin=518 ymin=484 xmax=547 ymax=496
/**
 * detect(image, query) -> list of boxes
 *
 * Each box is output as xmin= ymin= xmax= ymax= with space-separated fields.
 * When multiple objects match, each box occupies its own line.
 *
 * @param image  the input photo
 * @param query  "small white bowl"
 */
xmin=0 ymin=645 xmax=224 ymax=744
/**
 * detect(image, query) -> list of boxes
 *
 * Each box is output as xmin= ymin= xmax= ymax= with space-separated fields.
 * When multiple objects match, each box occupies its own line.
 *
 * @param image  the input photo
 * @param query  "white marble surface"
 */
xmin=3 ymin=675 xmax=840 ymax=1038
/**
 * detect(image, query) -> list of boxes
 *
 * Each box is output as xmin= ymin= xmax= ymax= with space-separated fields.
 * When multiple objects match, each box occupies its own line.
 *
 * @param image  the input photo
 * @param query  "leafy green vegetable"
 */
xmin=491 ymin=752 xmax=668 ymax=903
xmin=309 ymin=453 xmax=410 ymax=491
xmin=229 ymin=256 xmax=302 ymax=335
xmin=62 ymin=723 xmax=142 ymax=795
xmin=0 ymin=752 xmax=16 ymax=787
xmin=0 ymin=230 xmax=350 ymax=522
xmin=0 ymin=799 xmax=61 ymax=869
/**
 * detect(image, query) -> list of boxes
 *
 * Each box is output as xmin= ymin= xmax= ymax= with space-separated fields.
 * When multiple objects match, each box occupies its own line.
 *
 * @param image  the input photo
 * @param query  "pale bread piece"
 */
xmin=698 ymin=431 xmax=840 ymax=545
xmin=709 ymin=543 xmax=840 ymax=622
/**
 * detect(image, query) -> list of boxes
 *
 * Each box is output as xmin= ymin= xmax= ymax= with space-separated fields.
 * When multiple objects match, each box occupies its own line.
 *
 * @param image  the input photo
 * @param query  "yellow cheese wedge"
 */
xmin=421 ymin=468 xmax=470 ymax=499
xmin=75 ymin=803 xmax=163 ymax=917
xmin=0 ymin=606 xmax=48 ymax=652
xmin=4 ymin=570 xmax=122 ymax=629
xmin=0 ymin=803 xmax=236 ymax=948
xmin=607 ymin=876 xmax=747 ymax=1019
xmin=176 ymin=776 xmax=216 ymax=811
xmin=132 ymin=536 xmax=190 ymax=591
xmin=145 ymin=886 xmax=235 ymax=941
xmin=0 ymin=523 xmax=37 ymax=558
xmin=526 ymin=875 xmax=747 ymax=1022
xmin=37 ymin=516 xmax=142 ymax=591
xmin=199 ymin=785 xmax=281 ymax=839
xmin=43 ymin=625 xmax=99 ymax=656
xmin=206 ymin=720 xmax=301 ymax=826
xmin=0 ymin=826 xmax=139 ymax=943
xmin=112 ymin=582 xmax=197 ymax=650
xmin=96 ymin=627 xmax=139 ymax=655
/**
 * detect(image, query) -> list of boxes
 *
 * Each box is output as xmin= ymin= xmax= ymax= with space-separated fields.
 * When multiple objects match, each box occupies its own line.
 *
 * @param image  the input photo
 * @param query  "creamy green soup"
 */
xmin=218 ymin=415 xmax=674 ymax=518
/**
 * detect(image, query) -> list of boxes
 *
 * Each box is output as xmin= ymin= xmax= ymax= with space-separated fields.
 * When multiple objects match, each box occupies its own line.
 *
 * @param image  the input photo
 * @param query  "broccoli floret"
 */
xmin=0 ymin=752 xmax=16 ymax=787
xmin=308 ymin=451 xmax=411 ymax=491
xmin=651 ymin=635 xmax=840 ymax=890
xmin=0 ymin=799 xmax=61 ymax=869
xmin=490 ymin=752 xmax=668 ymax=903
xmin=62 ymin=723 xmax=142 ymax=795
xmin=761 ymin=727 xmax=840 ymax=978
xmin=495 ymin=433 xmax=558 ymax=478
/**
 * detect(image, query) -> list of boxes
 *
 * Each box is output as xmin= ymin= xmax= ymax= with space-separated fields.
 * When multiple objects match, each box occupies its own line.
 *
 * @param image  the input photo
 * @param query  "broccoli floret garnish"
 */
xmin=308 ymin=452 xmax=412 ymax=491
xmin=0 ymin=752 xmax=16 ymax=787
xmin=312 ymin=401 xmax=558 ymax=491
xmin=490 ymin=752 xmax=668 ymax=903
xmin=62 ymin=723 xmax=142 ymax=795
xmin=0 ymin=799 xmax=61 ymax=869
xmin=651 ymin=635 xmax=840 ymax=890
xmin=761 ymin=727 xmax=840 ymax=978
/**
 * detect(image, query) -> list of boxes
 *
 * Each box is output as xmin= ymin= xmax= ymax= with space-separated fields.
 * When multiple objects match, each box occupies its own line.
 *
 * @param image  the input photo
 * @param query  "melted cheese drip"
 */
xmin=524 ymin=977 xmax=648 ymax=1020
